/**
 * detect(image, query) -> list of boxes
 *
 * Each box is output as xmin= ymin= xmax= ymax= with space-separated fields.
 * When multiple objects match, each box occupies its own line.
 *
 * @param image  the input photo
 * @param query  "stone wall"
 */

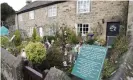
xmin=1 ymin=48 xmax=23 ymax=80
xmin=110 ymin=1 xmax=133 ymax=80
xmin=44 ymin=67 xmax=71 ymax=80
xmin=17 ymin=1 xmax=128 ymax=40
xmin=127 ymin=1 xmax=133 ymax=42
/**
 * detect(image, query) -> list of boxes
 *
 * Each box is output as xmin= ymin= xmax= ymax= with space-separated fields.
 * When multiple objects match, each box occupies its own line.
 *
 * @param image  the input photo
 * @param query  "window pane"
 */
xmin=77 ymin=0 xmax=90 ymax=13
xmin=80 ymin=28 xmax=82 ymax=31
xmin=48 ymin=5 xmax=57 ymax=17
xmin=86 ymin=27 xmax=88 ymax=31
xmin=83 ymin=24 xmax=86 ymax=28
xmin=29 ymin=11 xmax=34 ymax=19
xmin=86 ymin=24 xmax=88 ymax=27
xmin=83 ymin=27 xmax=86 ymax=31
xmin=80 ymin=24 xmax=82 ymax=27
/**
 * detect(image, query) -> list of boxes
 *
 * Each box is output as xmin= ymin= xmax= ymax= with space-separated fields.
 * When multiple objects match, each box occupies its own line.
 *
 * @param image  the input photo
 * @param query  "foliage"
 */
xmin=46 ymin=46 xmax=63 ymax=68
xmin=7 ymin=41 xmax=28 ymax=56
xmin=102 ymin=26 xmax=128 ymax=79
xmin=5 ymin=14 xmax=15 ymax=26
xmin=25 ymin=42 xmax=46 ymax=64
xmin=110 ymin=26 xmax=128 ymax=63
xmin=36 ymin=35 xmax=42 ymax=42
xmin=1 ymin=3 xmax=15 ymax=28
xmin=95 ymin=38 xmax=106 ymax=46
xmin=66 ymin=64 xmax=74 ymax=74
xmin=53 ymin=27 xmax=79 ymax=46
xmin=85 ymin=39 xmax=96 ymax=45
xmin=32 ymin=28 xmax=37 ymax=42
xmin=85 ymin=32 xmax=97 ymax=45
xmin=17 ymin=41 xmax=29 ymax=53
xmin=43 ymin=36 xmax=56 ymax=42
xmin=0 ymin=36 xmax=9 ymax=48
xmin=14 ymin=30 xmax=22 ymax=46
xmin=66 ymin=28 xmax=79 ymax=44
xmin=32 ymin=28 xmax=42 ymax=42
xmin=102 ymin=59 xmax=116 ymax=79
xmin=59 ymin=27 xmax=79 ymax=44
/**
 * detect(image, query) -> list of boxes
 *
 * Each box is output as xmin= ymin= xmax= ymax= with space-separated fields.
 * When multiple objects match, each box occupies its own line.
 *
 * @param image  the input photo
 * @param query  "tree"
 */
xmin=14 ymin=30 xmax=22 ymax=46
xmin=1 ymin=3 xmax=15 ymax=28
xmin=32 ymin=28 xmax=41 ymax=42
xmin=0 ymin=36 xmax=9 ymax=48
xmin=5 ymin=15 xmax=15 ymax=27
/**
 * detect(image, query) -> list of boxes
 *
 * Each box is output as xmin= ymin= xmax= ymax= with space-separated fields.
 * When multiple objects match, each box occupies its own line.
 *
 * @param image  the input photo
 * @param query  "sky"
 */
xmin=0 ymin=0 xmax=36 ymax=11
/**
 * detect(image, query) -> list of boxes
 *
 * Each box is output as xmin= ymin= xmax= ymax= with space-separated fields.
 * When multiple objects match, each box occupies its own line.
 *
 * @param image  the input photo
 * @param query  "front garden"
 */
xmin=0 ymin=25 xmax=128 ymax=80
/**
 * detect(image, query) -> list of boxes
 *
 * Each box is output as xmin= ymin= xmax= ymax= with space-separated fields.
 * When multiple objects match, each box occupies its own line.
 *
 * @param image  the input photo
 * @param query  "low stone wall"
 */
xmin=1 ymin=48 xmax=23 ymax=80
xmin=44 ymin=67 xmax=71 ymax=80
xmin=110 ymin=1 xmax=133 ymax=80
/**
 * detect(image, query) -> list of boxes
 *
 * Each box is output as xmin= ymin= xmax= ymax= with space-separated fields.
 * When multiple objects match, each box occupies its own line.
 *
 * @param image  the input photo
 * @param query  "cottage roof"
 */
xmin=17 ymin=1 xmax=66 ymax=14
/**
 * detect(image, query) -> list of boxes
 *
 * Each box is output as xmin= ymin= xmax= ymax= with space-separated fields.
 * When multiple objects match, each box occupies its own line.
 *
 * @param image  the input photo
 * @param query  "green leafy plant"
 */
xmin=110 ymin=26 xmax=128 ymax=63
xmin=65 ymin=28 xmax=79 ymax=44
xmin=25 ymin=42 xmax=46 ymax=64
xmin=14 ymin=30 xmax=22 ymax=46
xmin=0 ymin=36 xmax=9 ymax=48
xmin=85 ymin=32 xmax=97 ymax=45
xmin=102 ymin=26 xmax=128 ymax=79
xmin=32 ymin=28 xmax=41 ymax=42
xmin=102 ymin=59 xmax=116 ymax=79
xmin=95 ymin=38 xmax=106 ymax=46
xmin=46 ymin=46 xmax=63 ymax=68
xmin=43 ymin=36 xmax=56 ymax=42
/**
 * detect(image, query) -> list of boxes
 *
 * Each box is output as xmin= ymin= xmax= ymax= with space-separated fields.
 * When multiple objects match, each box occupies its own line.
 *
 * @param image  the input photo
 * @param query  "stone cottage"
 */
xmin=15 ymin=0 xmax=129 ymax=45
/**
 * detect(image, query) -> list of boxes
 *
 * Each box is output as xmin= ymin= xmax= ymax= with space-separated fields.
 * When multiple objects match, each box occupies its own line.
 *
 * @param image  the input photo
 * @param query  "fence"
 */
xmin=23 ymin=66 xmax=45 ymax=80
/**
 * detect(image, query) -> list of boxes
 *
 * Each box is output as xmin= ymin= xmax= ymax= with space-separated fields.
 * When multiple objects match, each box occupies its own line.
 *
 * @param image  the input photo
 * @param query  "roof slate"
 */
xmin=17 ymin=1 xmax=66 ymax=14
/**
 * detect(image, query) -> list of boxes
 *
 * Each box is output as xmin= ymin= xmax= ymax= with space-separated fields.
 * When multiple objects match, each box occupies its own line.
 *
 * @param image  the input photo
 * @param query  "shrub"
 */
xmin=85 ymin=39 xmax=96 ymax=45
xmin=0 ymin=36 xmax=9 ymax=48
xmin=32 ymin=28 xmax=42 ymax=42
xmin=67 ymin=28 xmax=79 ymax=44
xmin=43 ymin=36 xmax=56 ymax=42
xmin=46 ymin=46 xmax=63 ymax=68
xmin=32 ymin=28 xmax=37 ymax=42
xmin=25 ymin=42 xmax=46 ymax=64
xmin=85 ymin=32 xmax=97 ymax=45
xmin=64 ymin=28 xmax=79 ymax=44
xmin=110 ymin=26 xmax=128 ymax=63
xmin=14 ymin=30 xmax=22 ymax=46
xmin=102 ymin=26 xmax=128 ymax=79
xmin=95 ymin=38 xmax=106 ymax=46
xmin=102 ymin=59 xmax=116 ymax=79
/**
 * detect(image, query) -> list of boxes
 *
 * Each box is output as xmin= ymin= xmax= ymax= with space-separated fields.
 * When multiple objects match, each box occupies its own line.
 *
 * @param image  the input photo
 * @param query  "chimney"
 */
xmin=26 ymin=0 xmax=32 ymax=5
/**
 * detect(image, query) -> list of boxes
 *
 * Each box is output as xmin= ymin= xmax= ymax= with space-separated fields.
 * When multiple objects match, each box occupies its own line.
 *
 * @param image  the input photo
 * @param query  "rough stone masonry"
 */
xmin=110 ymin=1 xmax=133 ymax=80
xmin=1 ymin=48 xmax=23 ymax=80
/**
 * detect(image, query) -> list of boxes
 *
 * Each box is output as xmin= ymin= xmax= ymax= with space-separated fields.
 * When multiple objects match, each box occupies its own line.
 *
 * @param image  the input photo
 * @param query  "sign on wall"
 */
xmin=106 ymin=22 xmax=120 ymax=46
xmin=106 ymin=22 xmax=120 ymax=36
xmin=71 ymin=45 xmax=108 ymax=80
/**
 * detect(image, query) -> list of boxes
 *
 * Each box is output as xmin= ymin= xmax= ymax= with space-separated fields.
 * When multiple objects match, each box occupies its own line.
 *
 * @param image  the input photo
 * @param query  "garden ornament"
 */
xmin=21 ymin=49 xmax=27 ymax=59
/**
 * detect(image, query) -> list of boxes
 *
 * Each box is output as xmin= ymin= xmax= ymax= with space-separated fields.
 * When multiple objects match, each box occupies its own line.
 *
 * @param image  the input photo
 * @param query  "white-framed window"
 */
xmin=19 ymin=14 xmax=23 ymax=21
xmin=48 ymin=5 xmax=57 ymax=17
xmin=77 ymin=0 xmax=91 ymax=13
xmin=29 ymin=11 xmax=35 ymax=19
xmin=76 ymin=23 xmax=90 ymax=36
